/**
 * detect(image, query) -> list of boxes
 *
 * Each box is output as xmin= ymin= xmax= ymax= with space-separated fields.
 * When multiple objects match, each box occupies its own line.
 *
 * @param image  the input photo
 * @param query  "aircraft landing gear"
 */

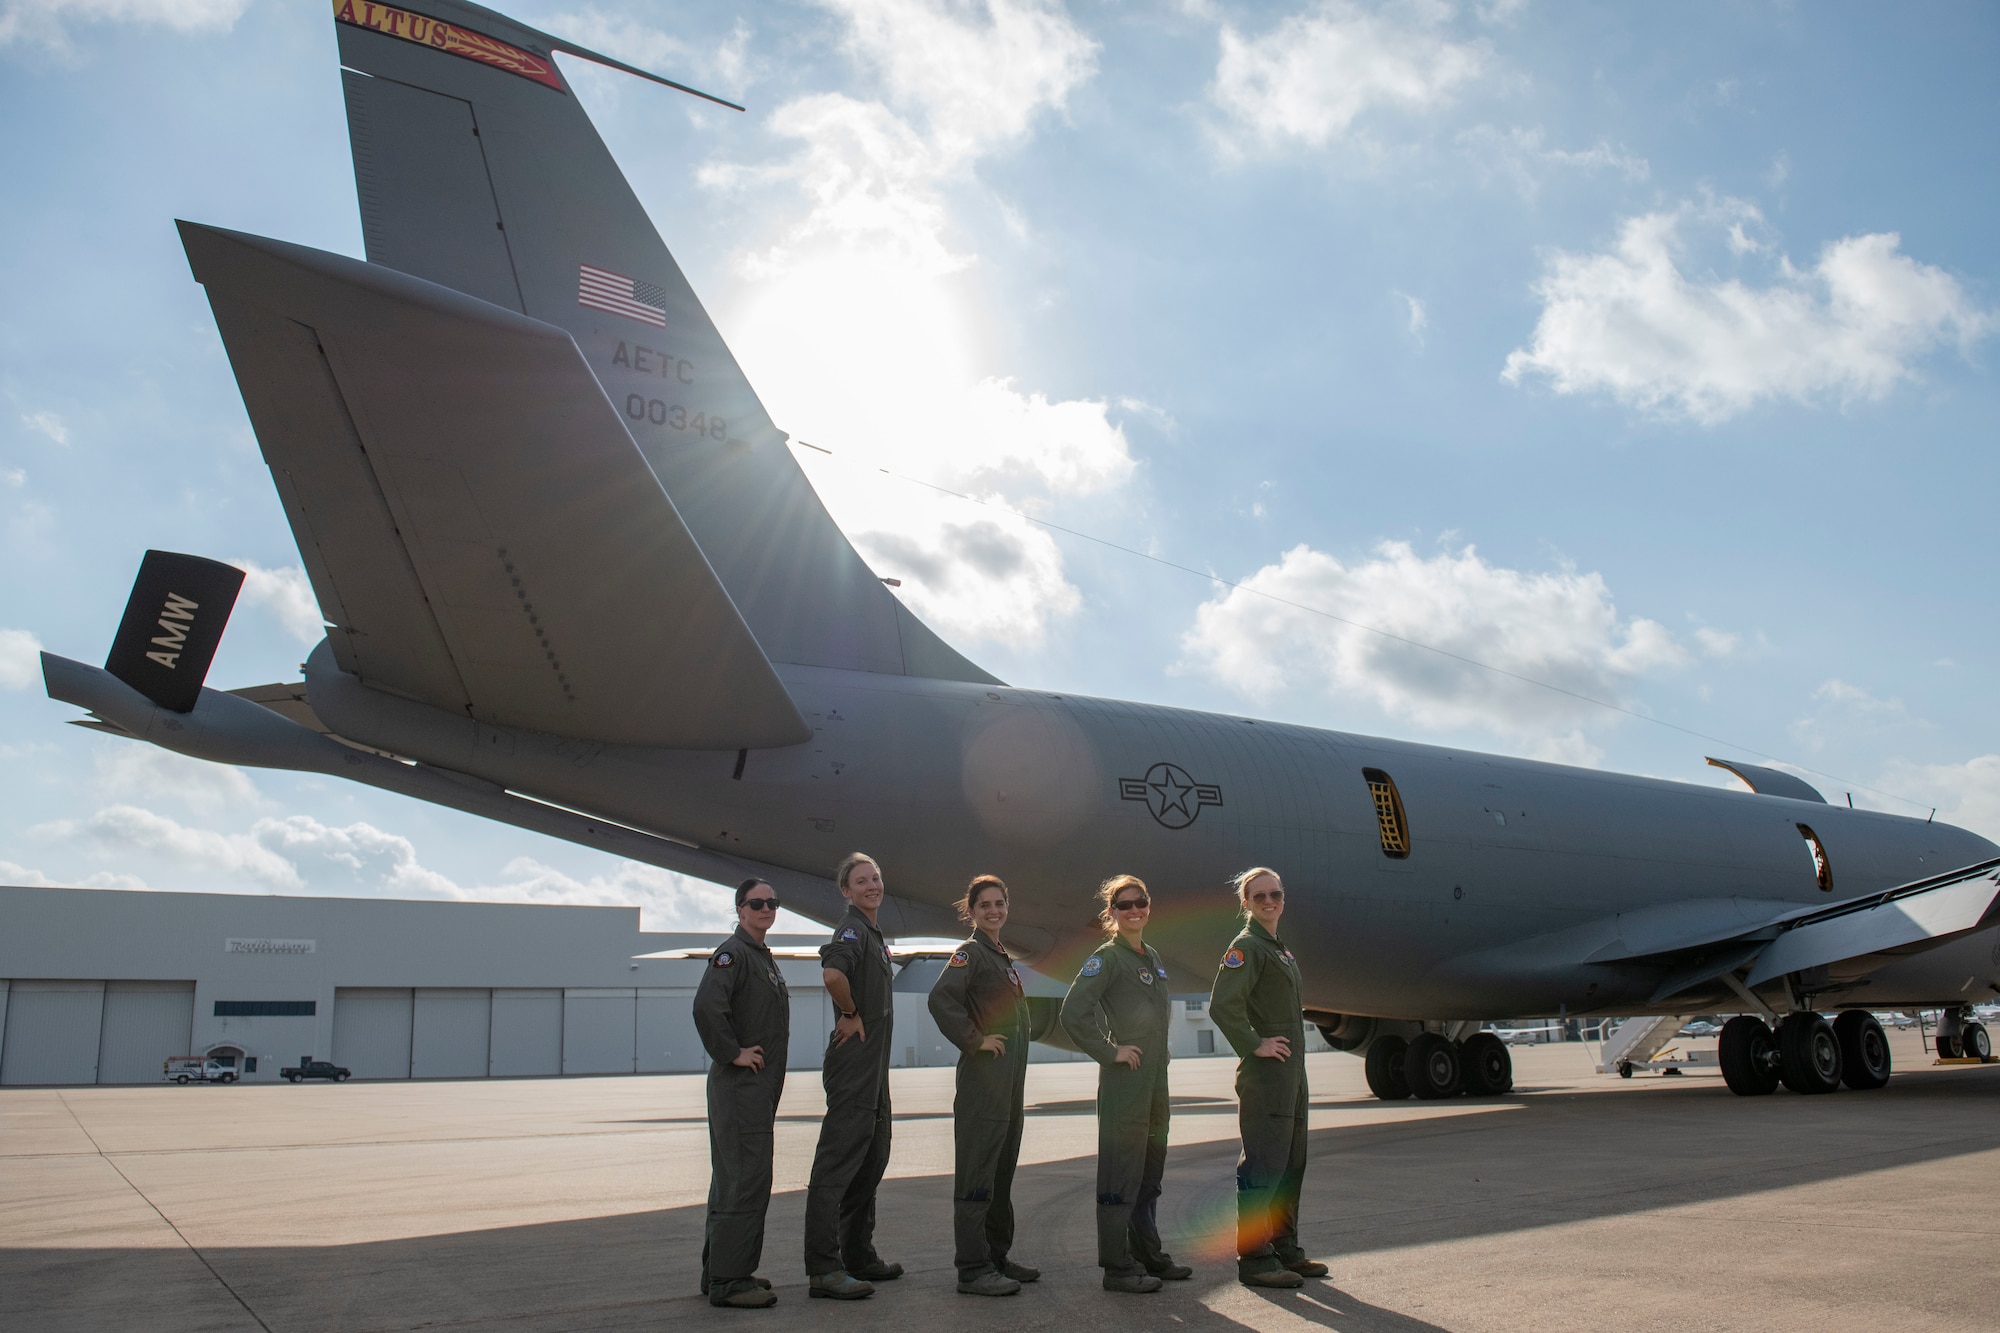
xmin=1718 ymin=1015 xmax=1781 ymax=1096
xmin=1459 ymin=1032 xmax=1514 ymax=1096
xmin=1777 ymin=1012 xmax=1843 ymax=1094
xmin=1833 ymin=1010 xmax=1892 ymax=1089
xmin=1404 ymin=1032 xmax=1463 ymax=1099
xmin=1961 ymin=1021 xmax=1991 ymax=1060
xmin=1364 ymin=1034 xmax=1411 ymax=1100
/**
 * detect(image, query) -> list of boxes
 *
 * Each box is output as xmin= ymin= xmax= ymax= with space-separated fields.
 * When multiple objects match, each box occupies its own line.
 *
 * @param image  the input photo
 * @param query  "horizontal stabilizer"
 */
xmin=1745 ymin=858 xmax=2000 ymax=987
xmin=180 ymin=220 xmax=809 ymax=751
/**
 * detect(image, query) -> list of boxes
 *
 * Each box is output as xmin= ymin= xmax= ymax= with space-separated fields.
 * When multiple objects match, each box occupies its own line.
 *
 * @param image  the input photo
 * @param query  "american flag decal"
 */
xmin=578 ymin=264 xmax=667 ymax=327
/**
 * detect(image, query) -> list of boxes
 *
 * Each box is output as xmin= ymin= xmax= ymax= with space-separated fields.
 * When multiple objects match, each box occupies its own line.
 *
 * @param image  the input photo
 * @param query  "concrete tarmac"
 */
xmin=5 ymin=1032 xmax=1996 ymax=1332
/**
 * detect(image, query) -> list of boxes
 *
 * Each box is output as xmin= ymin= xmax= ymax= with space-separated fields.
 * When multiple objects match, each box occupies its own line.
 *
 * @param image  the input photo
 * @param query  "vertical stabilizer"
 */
xmin=330 ymin=0 xmax=998 ymax=685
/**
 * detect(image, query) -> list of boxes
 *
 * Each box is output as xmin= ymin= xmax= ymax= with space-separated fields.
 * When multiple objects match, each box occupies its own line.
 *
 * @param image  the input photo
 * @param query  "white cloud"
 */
xmin=0 ymin=626 xmax=43 ymax=689
xmin=1179 ymin=539 xmax=1721 ymax=753
xmin=1208 ymin=0 xmax=1485 ymax=153
xmin=42 ymin=804 xmax=305 ymax=889
xmin=708 ymin=0 xmax=1127 ymax=649
xmin=1788 ymin=677 xmax=1916 ymax=751
xmin=0 ymin=858 xmax=146 ymax=890
xmin=96 ymin=746 xmax=265 ymax=817
xmin=1 ymin=466 xmax=23 ymax=487
xmin=19 ymin=409 xmax=68 ymax=445
xmin=1879 ymin=755 xmax=2000 ymax=846
xmin=1398 ymin=291 xmax=1428 ymax=340
xmin=1456 ymin=124 xmax=1648 ymax=197
xmin=230 ymin=559 xmax=324 ymax=644
xmin=1503 ymin=199 xmax=1991 ymax=423
xmin=0 ymin=0 xmax=249 ymax=53
xmin=547 ymin=7 xmax=755 ymax=102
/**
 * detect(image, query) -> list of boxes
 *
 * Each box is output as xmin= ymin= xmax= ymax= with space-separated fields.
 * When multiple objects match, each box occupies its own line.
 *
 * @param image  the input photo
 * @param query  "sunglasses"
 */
xmin=1250 ymin=889 xmax=1284 ymax=904
xmin=743 ymin=897 xmax=781 ymax=911
xmin=1113 ymin=896 xmax=1150 ymax=911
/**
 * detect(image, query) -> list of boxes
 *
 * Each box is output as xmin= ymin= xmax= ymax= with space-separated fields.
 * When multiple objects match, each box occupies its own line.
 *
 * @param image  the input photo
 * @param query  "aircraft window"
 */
xmin=1798 ymin=823 xmax=1833 ymax=892
xmin=1363 ymin=768 xmax=1411 ymax=858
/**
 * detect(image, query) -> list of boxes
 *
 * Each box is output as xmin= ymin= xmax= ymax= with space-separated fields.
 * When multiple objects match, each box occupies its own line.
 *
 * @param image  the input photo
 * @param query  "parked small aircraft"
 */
xmin=41 ymin=0 xmax=2000 ymax=1101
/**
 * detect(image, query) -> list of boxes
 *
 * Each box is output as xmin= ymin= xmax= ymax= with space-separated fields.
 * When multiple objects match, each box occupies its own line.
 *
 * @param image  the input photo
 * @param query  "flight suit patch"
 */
xmin=713 ymin=951 xmax=733 ymax=968
xmin=1139 ymin=968 xmax=1154 ymax=984
xmin=949 ymin=950 xmax=969 ymax=967
xmin=1222 ymin=949 xmax=1245 ymax=969
xmin=1280 ymin=948 xmax=1296 ymax=965
xmin=1080 ymin=955 xmax=1103 ymax=978
xmin=1156 ymin=967 xmax=1169 ymax=979
xmin=1007 ymin=965 xmax=1022 ymax=991
xmin=839 ymin=927 xmax=859 ymax=942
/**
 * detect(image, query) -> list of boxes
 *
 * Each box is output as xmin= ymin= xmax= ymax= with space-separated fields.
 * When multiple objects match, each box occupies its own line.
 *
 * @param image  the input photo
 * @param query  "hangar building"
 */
xmin=0 ymin=886 xmax=1253 ymax=1086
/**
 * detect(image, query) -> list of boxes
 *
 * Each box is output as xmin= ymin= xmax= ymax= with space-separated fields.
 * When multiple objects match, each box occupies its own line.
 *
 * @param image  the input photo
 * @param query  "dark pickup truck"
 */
xmin=281 ymin=1059 xmax=351 ymax=1083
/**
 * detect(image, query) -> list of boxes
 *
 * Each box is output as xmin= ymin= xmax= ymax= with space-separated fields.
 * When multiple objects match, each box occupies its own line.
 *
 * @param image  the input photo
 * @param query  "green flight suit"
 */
xmin=1060 ymin=936 xmax=1177 ymax=1276
xmin=927 ymin=932 xmax=1031 ymax=1281
xmin=1210 ymin=919 xmax=1310 ymax=1276
xmin=693 ymin=926 xmax=791 ymax=1299
xmin=803 ymin=906 xmax=896 ymax=1276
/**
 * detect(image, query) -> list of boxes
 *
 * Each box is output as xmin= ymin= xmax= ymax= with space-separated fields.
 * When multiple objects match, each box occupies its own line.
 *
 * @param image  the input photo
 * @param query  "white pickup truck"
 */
xmin=163 ymin=1057 xmax=237 ymax=1084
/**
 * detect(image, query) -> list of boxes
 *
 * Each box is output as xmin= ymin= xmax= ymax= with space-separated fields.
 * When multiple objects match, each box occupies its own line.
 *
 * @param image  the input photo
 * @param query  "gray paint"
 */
xmin=97 ymin=981 xmax=196 ymax=1084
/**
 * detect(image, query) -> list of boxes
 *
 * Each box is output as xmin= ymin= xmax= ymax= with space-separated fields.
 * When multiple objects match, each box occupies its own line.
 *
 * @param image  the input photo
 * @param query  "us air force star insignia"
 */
xmin=1080 ymin=955 xmax=1103 ymax=978
xmin=1222 ymin=948 xmax=1246 ymax=969
xmin=949 ymin=950 xmax=970 ymax=968
xmin=1118 ymin=762 xmax=1224 ymax=830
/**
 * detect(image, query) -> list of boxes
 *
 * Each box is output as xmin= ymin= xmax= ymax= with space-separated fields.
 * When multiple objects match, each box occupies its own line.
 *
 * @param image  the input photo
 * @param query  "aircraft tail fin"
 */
xmin=181 ymin=218 xmax=810 ymax=751
xmin=103 ymin=551 xmax=245 ymax=713
xmin=330 ymin=0 xmax=998 ymax=685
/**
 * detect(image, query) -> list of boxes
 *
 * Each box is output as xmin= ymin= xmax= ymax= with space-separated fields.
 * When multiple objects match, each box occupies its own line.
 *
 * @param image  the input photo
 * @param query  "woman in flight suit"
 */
xmin=1060 ymin=874 xmax=1194 ymax=1293
xmin=1210 ymin=867 xmax=1327 ymax=1289
xmin=927 ymin=874 xmax=1039 ymax=1297
xmin=693 ymin=878 xmax=791 ymax=1308
xmin=803 ymin=853 xmax=901 ymax=1299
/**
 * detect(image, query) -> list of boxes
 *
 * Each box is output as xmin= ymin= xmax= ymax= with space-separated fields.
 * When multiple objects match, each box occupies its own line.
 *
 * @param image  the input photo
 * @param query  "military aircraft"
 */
xmin=39 ymin=0 xmax=2000 ymax=1102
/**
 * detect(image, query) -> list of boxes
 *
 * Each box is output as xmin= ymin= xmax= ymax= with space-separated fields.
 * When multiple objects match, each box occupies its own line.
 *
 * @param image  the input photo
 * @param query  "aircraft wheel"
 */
xmin=1936 ymin=1031 xmax=1963 ymax=1059
xmin=1459 ymin=1033 xmax=1513 ymax=1096
xmin=1834 ymin=1010 xmax=1891 ymax=1089
xmin=1363 ymin=1035 xmax=1411 ymax=1100
xmin=1404 ymin=1033 xmax=1462 ymax=1100
xmin=1718 ymin=1016 xmax=1780 ymax=1096
xmin=1961 ymin=1022 xmax=1991 ymax=1060
xmin=1778 ymin=1012 xmax=1842 ymax=1094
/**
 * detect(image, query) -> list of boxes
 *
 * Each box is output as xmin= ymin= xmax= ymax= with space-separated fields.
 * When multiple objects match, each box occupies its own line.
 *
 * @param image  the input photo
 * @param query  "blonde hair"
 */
xmin=835 ymin=853 xmax=880 ymax=893
xmin=1232 ymin=867 xmax=1282 ymax=916
xmin=956 ymin=874 xmax=1008 ymax=924
xmin=1095 ymin=873 xmax=1148 ymax=937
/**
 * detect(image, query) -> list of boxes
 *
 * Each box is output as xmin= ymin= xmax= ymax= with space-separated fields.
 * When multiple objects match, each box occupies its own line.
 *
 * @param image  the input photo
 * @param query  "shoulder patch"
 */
xmin=1157 ymin=966 xmax=1169 ymax=978
xmin=713 ymin=951 xmax=733 ymax=968
xmin=1222 ymin=948 xmax=1246 ymax=969
xmin=1080 ymin=955 xmax=1103 ymax=978
xmin=838 ymin=926 xmax=859 ymax=942
xmin=948 ymin=950 xmax=969 ymax=968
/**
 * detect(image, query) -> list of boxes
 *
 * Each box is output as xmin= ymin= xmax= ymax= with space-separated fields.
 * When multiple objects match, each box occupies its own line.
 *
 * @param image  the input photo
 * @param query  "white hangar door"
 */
xmin=490 ymin=989 xmax=562 ymax=1077
xmin=97 ymin=981 xmax=196 ymax=1084
xmin=412 ymin=989 xmax=490 ymax=1079
xmin=332 ymin=988 xmax=414 ymax=1079
xmin=563 ymin=989 xmax=635 ymax=1075
xmin=1 ymin=980 xmax=105 ymax=1085
xmin=637 ymin=989 xmax=700 ymax=1073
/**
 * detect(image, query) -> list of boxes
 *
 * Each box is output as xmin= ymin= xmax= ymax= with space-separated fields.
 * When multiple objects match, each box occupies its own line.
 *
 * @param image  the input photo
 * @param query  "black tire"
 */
xmin=1404 ymin=1032 xmax=1462 ymax=1100
xmin=219 ymin=1073 xmax=236 ymax=1084
xmin=286 ymin=1073 xmax=300 ymax=1083
xmin=1718 ymin=1016 xmax=1780 ymax=1096
xmin=1961 ymin=1022 xmax=1990 ymax=1061
xmin=1778 ymin=1012 xmax=1842 ymax=1094
xmin=1618 ymin=1060 xmax=1634 ymax=1079
xmin=1459 ymin=1033 xmax=1513 ymax=1096
xmin=1834 ymin=1010 xmax=1891 ymax=1089
xmin=1363 ymin=1035 xmax=1411 ymax=1100
xmin=176 ymin=1074 xmax=190 ymax=1084
xmin=337 ymin=1071 xmax=350 ymax=1082
xmin=1936 ymin=1031 xmax=1963 ymax=1059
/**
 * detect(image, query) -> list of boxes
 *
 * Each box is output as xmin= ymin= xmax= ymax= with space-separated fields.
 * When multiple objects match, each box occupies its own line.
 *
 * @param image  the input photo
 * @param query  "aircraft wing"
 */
xmin=181 ymin=220 xmax=809 ymax=751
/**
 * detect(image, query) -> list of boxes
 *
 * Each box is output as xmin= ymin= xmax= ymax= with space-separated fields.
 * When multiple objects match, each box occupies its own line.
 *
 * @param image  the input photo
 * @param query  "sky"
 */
xmin=2 ymin=0 xmax=1997 ymax=936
